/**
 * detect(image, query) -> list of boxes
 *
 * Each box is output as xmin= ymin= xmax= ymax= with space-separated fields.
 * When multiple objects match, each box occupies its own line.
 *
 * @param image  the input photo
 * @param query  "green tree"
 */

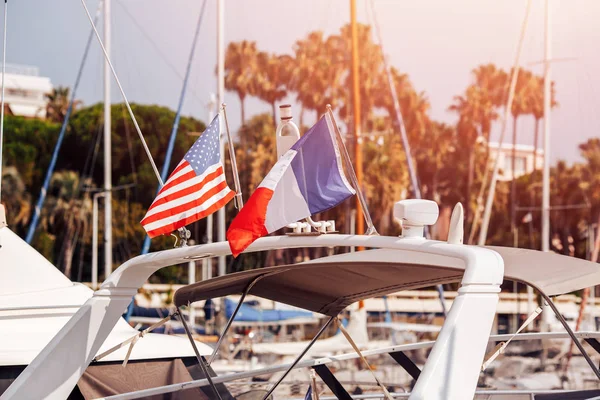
xmin=530 ymin=75 xmax=558 ymax=172
xmin=255 ymin=53 xmax=293 ymax=126
xmin=290 ymin=31 xmax=344 ymax=125
xmin=449 ymin=84 xmax=496 ymax=231
xmin=1 ymin=166 xmax=32 ymax=230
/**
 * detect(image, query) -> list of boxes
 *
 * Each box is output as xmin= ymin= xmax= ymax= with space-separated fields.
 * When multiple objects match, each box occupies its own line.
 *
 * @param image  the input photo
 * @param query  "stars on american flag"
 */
xmin=184 ymin=115 xmax=222 ymax=176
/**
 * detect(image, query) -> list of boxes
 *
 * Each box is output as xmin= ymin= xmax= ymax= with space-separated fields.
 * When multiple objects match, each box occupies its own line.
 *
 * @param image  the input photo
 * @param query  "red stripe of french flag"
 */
xmin=227 ymin=149 xmax=302 ymax=257
xmin=225 ymin=187 xmax=273 ymax=256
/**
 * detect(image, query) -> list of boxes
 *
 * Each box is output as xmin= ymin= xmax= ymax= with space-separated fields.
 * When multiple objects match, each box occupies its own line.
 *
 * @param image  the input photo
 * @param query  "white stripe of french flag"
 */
xmin=227 ymin=113 xmax=355 ymax=257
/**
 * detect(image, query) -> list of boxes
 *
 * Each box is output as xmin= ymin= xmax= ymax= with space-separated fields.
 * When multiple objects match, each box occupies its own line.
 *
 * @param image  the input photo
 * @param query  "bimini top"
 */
xmin=174 ymin=245 xmax=600 ymax=316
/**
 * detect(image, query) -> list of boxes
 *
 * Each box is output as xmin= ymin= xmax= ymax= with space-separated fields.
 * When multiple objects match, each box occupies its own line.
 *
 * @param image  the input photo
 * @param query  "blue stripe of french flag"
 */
xmin=227 ymin=113 xmax=356 ymax=257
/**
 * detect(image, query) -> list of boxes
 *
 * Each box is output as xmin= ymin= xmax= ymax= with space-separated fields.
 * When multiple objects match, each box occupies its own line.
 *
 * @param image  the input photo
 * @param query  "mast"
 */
xmin=217 ymin=0 xmax=226 ymax=276
xmin=0 ymin=0 xmax=6 ymax=206
xmin=350 ymin=0 xmax=364 ymax=236
xmin=542 ymin=0 xmax=551 ymax=253
xmin=103 ymin=0 xmax=112 ymax=277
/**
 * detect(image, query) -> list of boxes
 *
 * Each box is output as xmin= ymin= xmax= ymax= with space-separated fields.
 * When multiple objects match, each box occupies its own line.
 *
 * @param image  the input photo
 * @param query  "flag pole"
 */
xmin=326 ymin=105 xmax=377 ymax=235
xmin=221 ymin=103 xmax=243 ymax=209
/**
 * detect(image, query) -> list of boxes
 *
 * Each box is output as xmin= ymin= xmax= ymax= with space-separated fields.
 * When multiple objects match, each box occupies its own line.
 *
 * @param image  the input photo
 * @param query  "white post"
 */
xmin=540 ymin=0 xmax=553 ymax=332
xmin=409 ymin=250 xmax=504 ymax=399
xmin=217 ymin=0 xmax=226 ymax=277
xmin=542 ymin=0 xmax=551 ymax=254
xmin=103 ymin=0 xmax=112 ymax=277
xmin=92 ymin=192 xmax=102 ymax=289
xmin=188 ymin=258 xmax=196 ymax=328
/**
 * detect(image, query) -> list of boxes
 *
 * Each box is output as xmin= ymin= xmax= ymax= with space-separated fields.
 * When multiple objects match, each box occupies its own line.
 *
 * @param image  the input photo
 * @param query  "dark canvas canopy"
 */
xmin=174 ymin=247 xmax=600 ymax=316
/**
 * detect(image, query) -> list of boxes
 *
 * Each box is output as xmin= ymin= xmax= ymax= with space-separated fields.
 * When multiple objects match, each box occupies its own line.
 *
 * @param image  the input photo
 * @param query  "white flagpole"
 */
xmin=221 ymin=104 xmax=243 ymax=209
xmin=326 ymin=105 xmax=377 ymax=235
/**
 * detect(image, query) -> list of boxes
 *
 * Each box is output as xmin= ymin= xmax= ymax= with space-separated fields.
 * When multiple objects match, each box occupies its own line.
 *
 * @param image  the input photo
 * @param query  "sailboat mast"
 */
xmin=217 ymin=0 xmax=226 ymax=276
xmin=350 ymin=0 xmax=364 ymax=236
xmin=542 ymin=0 xmax=551 ymax=252
xmin=103 ymin=0 xmax=112 ymax=277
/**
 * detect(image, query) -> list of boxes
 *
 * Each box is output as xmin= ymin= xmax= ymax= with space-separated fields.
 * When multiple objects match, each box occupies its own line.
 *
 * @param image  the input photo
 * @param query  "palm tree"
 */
xmin=255 ymin=53 xmax=293 ymax=125
xmin=530 ymin=75 xmax=558 ymax=172
xmin=374 ymin=67 xmax=430 ymax=148
xmin=415 ymin=121 xmax=457 ymax=204
xmin=362 ymin=135 xmax=410 ymax=233
xmin=40 ymin=171 xmax=92 ymax=278
xmin=1 ymin=166 xmax=32 ymax=230
xmin=472 ymin=64 xmax=509 ymax=110
xmin=333 ymin=23 xmax=387 ymax=131
xmin=508 ymin=68 xmax=534 ymax=243
xmin=470 ymin=64 xmax=507 ymax=155
xmin=448 ymin=84 xmax=495 ymax=232
xmin=46 ymin=86 xmax=80 ymax=123
xmin=291 ymin=31 xmax=344 ymax=124
xmin=509 ymin=69 xmax=533 ymax=176
xmin=224 ymin=41 xmax=261 ymax=125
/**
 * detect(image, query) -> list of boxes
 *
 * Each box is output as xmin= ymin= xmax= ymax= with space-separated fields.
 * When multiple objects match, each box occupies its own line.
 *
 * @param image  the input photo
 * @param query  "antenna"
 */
xmin=394 ymin=199 xmax=439 ymax=239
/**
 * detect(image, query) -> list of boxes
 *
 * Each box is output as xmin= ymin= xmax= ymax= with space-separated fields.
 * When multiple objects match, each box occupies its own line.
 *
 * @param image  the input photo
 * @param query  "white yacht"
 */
xmin=4 ymin=201 xmax=600 ymax=399
xmin=0 ymin=205 xmax=230 ymax=399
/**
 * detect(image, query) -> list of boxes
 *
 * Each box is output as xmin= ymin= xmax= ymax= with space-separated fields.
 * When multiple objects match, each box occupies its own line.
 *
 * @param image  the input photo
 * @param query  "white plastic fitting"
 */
xmin=394 ymin=199 xmax=439 ymax=238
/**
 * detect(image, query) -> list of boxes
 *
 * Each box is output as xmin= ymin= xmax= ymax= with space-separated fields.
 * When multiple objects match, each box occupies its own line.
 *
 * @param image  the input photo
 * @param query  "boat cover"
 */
xmin=174 ymin=247 xmax=600 ymax=316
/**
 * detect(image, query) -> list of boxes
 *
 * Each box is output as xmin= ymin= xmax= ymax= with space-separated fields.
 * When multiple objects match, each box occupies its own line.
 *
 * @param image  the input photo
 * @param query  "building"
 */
xmin=3 ymin=64 xmax=52 ymax=119
xmin=487 ymin=142 xmax=544 ymax=181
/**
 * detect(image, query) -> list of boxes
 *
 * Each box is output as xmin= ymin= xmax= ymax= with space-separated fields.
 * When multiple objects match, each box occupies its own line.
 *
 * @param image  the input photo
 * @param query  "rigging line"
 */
xmin=80 ymin=0 xmax=163 ymax=186
xmin=473 ymin=0 xmax=533 ymax=246
xmin=25 ymin=0 xmax=103 ymax=244
xmin=369 ymin=0 xmax=447 ymax=316
xmin=0 ymin=0 xmax=7 ymax=204
xmin=141 ymin=0 xmax=208 ymax=255
xmin=114 ymin=0 xmax=205 ymax=105
xmin=368 ymin=0 xmax=423 ymax=202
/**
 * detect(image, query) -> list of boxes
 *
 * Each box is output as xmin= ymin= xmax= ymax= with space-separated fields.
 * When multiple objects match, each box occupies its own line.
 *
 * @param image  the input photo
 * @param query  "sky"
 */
xmin=6 ymin=0 xmax=600 ymax=163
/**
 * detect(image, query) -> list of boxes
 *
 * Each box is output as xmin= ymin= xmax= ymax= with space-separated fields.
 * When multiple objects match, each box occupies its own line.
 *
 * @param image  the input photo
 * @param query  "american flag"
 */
xmin=141 ymin=115 xmax=235 ymax=238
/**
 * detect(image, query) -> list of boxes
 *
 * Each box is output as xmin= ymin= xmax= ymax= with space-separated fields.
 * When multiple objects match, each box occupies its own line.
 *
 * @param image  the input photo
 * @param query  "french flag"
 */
xmin=227 ymin=113 xmax=355 ymax=257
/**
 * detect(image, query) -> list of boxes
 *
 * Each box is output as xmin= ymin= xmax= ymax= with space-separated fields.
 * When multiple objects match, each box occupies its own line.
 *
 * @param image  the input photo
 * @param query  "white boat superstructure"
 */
xmin=4 ymin=201 xmax=600 ymax=399
xmin=0 ymin=205 xmax=228 ymax=399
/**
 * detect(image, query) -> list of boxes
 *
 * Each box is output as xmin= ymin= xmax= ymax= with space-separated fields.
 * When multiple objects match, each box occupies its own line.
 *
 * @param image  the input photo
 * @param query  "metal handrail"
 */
xmin=96 ymin=330 xmax=600 ymax=400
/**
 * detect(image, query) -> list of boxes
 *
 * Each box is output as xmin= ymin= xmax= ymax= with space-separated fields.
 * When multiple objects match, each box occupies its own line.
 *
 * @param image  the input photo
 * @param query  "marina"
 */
xmin=2 ymin=0 xmax=600 ymax=399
